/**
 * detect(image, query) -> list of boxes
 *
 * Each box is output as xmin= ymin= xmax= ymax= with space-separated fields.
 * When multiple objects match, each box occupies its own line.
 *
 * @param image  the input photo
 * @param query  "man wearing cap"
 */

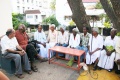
xmin=56 ymin=26 xmax=69 ymax=57
xmin=34 ymin=25 xmax=49 ymax=58
xmin=98 ymin=29 xmax=118 ymax=72
xmin=86 ymin=28 xmax=103 ymax=70
xmin=115 ymin=37 xmax=120 ymax=74
xmin=66 ymin=28 xmax=80 ymax=66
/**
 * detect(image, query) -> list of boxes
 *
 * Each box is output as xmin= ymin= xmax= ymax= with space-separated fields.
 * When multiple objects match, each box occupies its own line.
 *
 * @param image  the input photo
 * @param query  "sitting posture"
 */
xmin=15 ymin=24 xmax=46 ymax=72
xmin=56 ymin=26 xmax=69 ymax=57
xmin=98 ymin=29 xmax=117 ymax=72
xmin=1 ymin=29 xmax=32 ymax=79
xmin=34 ymin=25 xmax=49 ymax=58
xmin=86 ymin=28 xmax=103 ymax=70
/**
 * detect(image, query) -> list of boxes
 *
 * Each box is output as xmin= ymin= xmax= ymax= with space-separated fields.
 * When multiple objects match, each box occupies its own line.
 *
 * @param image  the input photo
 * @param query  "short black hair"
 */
xmin=6 ymin=29 xmax=13 ymax=36
xmin=83 ymin=27 xmax=89 ymax=30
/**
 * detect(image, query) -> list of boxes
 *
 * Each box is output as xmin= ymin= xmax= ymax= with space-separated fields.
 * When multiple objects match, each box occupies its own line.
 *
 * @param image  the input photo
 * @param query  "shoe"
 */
xmin=93 ymin=65 xmax=98 ymax=71
xmin=98 ymin=67 xmax=102 ymax=70
xmin=66 ymin=58 xmax=74 ymax=66
xmin=107 ymin=69 xmax=112 ymax=72
xmin=115 ymin=70 xmax=120 ymax=74
xmin=40 ymin=58 xmax=48 ymax=62
xmin=24 ymin=70 xmax=32 ymax=75
xmin=15 ymin=74 xmax=24 ymax=79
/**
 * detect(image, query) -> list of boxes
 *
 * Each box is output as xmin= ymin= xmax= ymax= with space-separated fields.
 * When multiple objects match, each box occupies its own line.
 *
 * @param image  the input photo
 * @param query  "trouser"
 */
xmin=26 ymin=44 xmax=38 ymax=62
xmin=4 ymin=52 xmax=31 ymax=74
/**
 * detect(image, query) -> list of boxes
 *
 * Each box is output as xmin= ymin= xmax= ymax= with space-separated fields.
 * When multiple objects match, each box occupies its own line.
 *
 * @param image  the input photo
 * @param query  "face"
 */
xmin=60 ymin=28 xmax=64 ymax=32
xmin=92 ymin=30 xmax=97 ymax=36
xmin=50 ymin=26 xmax=55 ymax=31
xmin=83 ymin=27 xmax=87 ymax=33
xmin=110 ymin=30 xmax=116 ymax=37
xmin=10 ymin=30 xmax=15 ymax=38
xmin=72 ymin=31 xmax=76 ymax=35
xmin=38 ymin=26 xmax=42 ymax=32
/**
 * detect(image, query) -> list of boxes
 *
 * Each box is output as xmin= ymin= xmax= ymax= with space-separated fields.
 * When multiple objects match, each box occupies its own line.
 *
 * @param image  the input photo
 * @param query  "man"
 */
xmin=98 ymin=29 xmax=117 ymax=72
xmin=15 ymin=24 xmax=46 ymax=72
xmin=47 ymin=24 xmax=58 ymax=57
xmin=1 ymin=29 xmax=32 ymax=79
xmin=86 ymin=28 xmax=103 ymax=70
xmin=56 ymin=26 xmax=69 ymax=57
xmin=76 ymin=27 xmax=90 ymax=62
xmin=47 ymin=24 xmax=58 ymax=48
xmin=66 ymin=28 xmax=80 ymax=66
xmin=115 ymin=37 xmax=120 ymax=74
xmin=34 ymin=25 xmax=49 ymax=58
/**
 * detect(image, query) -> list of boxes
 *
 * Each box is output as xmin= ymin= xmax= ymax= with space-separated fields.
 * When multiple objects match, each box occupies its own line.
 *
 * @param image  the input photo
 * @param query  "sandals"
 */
xmin=24 ymin=70 xmax=32 ymax=74
xmin=31 ymin=66 xmax=38 ymax=72
xmin=15 ymin=74 xmax=24 ymax=79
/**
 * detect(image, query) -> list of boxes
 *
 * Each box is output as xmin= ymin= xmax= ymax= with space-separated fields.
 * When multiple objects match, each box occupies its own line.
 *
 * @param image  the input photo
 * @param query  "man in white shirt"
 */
xmin=56 ymin=26 xmax=69 ymax=57
xmin=86 ymin=28 xmax=103 ymax=70
xmin=34 ymin=25 xmax=49 ymax=58
xmin=98 ymin=29 xmax=118 ymax=72
xmin=1 ymin=29 xmax=31 ymax=79
xmin=115 ymin=37 xmax=120 ymax=74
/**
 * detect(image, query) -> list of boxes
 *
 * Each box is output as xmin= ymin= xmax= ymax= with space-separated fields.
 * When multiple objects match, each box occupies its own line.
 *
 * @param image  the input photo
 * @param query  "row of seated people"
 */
xmin=0 ymin=24 xmax=120 ymax=78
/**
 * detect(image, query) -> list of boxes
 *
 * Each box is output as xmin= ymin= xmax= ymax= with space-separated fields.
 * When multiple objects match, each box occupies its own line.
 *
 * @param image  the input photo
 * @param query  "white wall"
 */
xmin=0 ymin=0 xmax=13 ymax=36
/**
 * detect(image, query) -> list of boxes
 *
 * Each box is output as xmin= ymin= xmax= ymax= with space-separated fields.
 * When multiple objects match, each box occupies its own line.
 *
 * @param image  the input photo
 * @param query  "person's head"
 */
xmin=72 ymin=28 xmax=78 ymax=36
xmin=50 ymin=24 xmax=55 ymax=32
xmin=6 ymin=29 xmax=15 ymax=39
xmin=38 ymin=25 xmax=42 ymax=32
xmin=60 ymin=25 xmax=66 ymax=33
xmin=83 ymin=27 xmax=89 ymax=34
xmin=110 ymin=28 xmax=117 ymax=38
xmin=92 ymin=28 xmax=99 ymax=36
xmin=18 ymin=24 xmax=26 ymax=33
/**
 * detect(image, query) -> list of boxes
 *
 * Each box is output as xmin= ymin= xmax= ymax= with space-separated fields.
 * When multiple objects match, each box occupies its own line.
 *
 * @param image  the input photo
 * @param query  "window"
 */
xmin=64 ymin=16 xmax=72 ymax=21
xmin=17 ymin=0 xmax=19 ymax=3
xmin=27 ymin=15 xmax=33 ymax=18
xmin=17 ymin=6 xmax=20 ymax=13
xmin=23 ymin=7 xmax=25 ymax=13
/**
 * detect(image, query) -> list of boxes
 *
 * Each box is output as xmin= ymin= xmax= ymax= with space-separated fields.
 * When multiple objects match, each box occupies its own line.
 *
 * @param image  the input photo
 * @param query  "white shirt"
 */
xmin=34 ymin=31 xmax=47 ymax=43
xmin=1 ymin=35 xmax=19 ymax=54
xmin=69 ymin=34 xmax=80 ymax=48
xmin=104 ymin=36 xmax=118 ymax=49
xmin=88 ymin=35 xmax=103 ymax=52
xmin=58 ymin=31 xmax=69 ymax=44
xmin=47 ymin=30 xmax=58 ymax=43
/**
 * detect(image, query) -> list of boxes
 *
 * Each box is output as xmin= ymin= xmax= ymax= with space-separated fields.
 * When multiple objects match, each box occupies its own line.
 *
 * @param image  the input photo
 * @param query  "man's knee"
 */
xmin=15 ymin=54 xmax=21 ymax=59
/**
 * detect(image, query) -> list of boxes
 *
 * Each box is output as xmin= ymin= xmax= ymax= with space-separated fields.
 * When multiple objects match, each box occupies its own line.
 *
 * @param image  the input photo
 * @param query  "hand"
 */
xmin=89 ymin=52 xmax=94 ymax=55
xmin=117 ymin=59 xmax=120 ymax=64
xmin=42 ymin=43 xmax=46 ymax=48
xmin=21 ymin=50 xmax=26 ymax=54
xmin=17 ymin=51 xmax=24 ymax=56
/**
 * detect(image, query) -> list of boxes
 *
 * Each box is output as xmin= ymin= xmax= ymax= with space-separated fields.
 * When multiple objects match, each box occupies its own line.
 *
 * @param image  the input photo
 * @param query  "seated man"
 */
xmin=76 ymin=27 xmax=90 ymax=62
xmin=115 ymin=37 xmax=120 ymax=74
xmin=15 ymin=24 xmax=46 ymax=72
xmin=66 ymin=28 xmax=80 ymax=66
xmin=98 ymin=29 xmax=117 ymax=72
xmin=86 ymin=28 xmax=103 ymax=70
xmin=34 ymin=25 xmax=49 ymax=58
xmin=1 ymin=29 xmax=32 ymax=79
xmin=47 ymin=24 xmax=58 ymax=57
xmin=56 ymin=26 xmax=69 ymax=57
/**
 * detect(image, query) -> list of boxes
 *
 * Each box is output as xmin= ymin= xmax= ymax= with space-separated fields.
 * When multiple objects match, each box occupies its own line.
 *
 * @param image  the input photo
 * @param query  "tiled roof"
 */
xmin=25 ymin=10 xmax=40 ymax=14
xmin=82 ymin=0 xmax=99 ymax=3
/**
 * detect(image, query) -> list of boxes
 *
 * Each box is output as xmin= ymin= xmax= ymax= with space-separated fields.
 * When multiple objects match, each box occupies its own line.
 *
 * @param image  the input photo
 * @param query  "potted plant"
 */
xmin=68 ymin=20 xmax=76 ymax=33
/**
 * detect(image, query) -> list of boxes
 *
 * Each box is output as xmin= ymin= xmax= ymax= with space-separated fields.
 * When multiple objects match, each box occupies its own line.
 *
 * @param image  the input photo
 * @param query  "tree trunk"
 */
xmin=100 ymin=0 xmax=120 ymax=31
xmin=67 ymin=0 xmax=90 ymax=32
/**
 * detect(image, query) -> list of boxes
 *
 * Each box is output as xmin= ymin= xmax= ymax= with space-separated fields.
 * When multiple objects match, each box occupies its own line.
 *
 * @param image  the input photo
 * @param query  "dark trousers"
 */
xmin=26 ymin=44 xmax=38 ymax=62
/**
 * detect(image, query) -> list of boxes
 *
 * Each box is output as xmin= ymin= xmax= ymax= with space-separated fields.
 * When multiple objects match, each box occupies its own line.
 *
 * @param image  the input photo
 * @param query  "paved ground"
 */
xmin=1 ymin=60 xmax=80 ymax=80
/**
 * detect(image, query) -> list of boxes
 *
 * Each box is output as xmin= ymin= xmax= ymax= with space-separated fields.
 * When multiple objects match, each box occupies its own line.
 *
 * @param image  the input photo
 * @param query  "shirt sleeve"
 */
xmin=98 ymin=36 xmax=104 ymax=49
xmin=14 ymin=37 xmax=19 ymax=46
xmin=34 ymin=32 xmax=37 ymax=40
xmin=69 ymin=34 xmax=72 ymax=47
xmin=43 ymin=32 xmax=47 ymax=43
xmin=55 ymin=31 xmax=58 ymax=43
xmin=77 ymin=34 xmax=80 ymax=46
xmin=1 ymin=38 xmax=9 ymax=52
xmin=65 ymin=32 xmax=69 ymax=44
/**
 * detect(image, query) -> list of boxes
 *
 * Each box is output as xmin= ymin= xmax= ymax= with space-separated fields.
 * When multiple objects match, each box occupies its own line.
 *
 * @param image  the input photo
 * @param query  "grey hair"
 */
xmin=50 ymin=24 xmax=55 ymax=28
xmin=18 ymin=24 xmax=26 ymax=30
xmin=59 ymin=25 xmax=66 ymax=31
xmin=92 ymin=27 xmax=99 ymax=33
xmin=6 ymin=29 xmax=14 ymax=36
